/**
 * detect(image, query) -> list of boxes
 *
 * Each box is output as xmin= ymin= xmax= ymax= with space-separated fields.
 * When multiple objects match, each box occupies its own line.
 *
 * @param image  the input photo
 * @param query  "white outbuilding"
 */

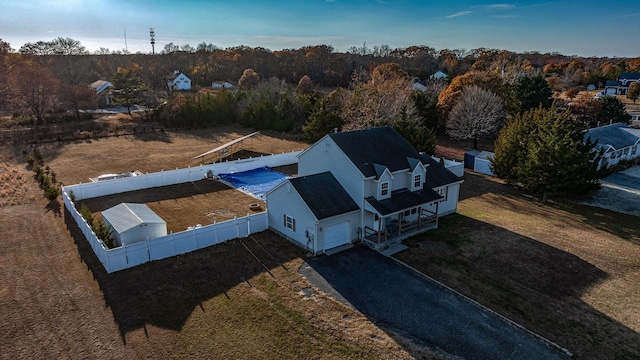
xmin=102 ymin=203 xmax=167 ymax=247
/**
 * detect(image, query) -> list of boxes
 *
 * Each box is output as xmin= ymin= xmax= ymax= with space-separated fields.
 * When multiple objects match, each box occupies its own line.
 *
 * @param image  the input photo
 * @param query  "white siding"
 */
xmin=298 ymin=137 xmax=364 ymax=202
xmin=266 ymin=182 xmax=317 ymax=252
xmin=437 ymin=183 xmax=461 ymax=216
xmin=118 ymin=223 xmax=167 ymax=246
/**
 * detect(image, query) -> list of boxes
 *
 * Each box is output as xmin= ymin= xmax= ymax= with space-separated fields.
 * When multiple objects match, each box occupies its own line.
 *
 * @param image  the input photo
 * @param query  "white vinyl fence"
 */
xmin=62 ymin=151 xmax=299 ymax=273
xmin=65 ymin=150 xmax=300 ymax=201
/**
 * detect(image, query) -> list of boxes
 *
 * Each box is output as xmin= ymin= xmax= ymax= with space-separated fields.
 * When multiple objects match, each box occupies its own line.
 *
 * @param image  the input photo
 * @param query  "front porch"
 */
xmin=361 ymin=207 xmax=438 ymax=251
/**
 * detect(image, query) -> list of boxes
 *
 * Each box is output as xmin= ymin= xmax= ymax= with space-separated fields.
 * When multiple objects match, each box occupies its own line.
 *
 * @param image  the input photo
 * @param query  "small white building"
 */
xmin=212 ymin=81 xmax=233 ymax=89
xmin=89 ymin=80 xmax=113 ymax=106
xmin=102 ymin=203 xmax=167 ymax=247
xmin=430 ymin=71 xmax=448 ymax=80
xmin=166 ymin=70 xmax=192 ymax=91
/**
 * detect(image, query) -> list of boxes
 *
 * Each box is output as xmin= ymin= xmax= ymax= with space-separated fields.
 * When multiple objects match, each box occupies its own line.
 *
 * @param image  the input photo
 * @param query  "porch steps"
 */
xmin=380 ymin=243 xmax=408 ymax=257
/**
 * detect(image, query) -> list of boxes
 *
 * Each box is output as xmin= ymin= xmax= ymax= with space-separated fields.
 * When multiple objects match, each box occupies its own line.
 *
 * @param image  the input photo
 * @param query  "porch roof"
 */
xmin=365 ymin=188 xmax=442 ymax=216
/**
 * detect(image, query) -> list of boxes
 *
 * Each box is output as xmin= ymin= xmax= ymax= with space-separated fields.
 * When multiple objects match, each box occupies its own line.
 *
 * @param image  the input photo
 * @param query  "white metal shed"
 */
xmin=474 ymin=151 xmax=495 ymax=176
xmin=102 ymin=203 xmax=167 ymax=247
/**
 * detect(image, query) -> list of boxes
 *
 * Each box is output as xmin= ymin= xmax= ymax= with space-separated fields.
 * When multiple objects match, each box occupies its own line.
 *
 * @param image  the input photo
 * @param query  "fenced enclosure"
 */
xmin=63 ymin=151 xmax=299 ymax=273
xmin=65 ymin=150 xmax=300 ymax=201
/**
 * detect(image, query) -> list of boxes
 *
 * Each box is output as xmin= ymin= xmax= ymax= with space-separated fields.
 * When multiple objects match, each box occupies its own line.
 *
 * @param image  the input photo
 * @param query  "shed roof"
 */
xmin=289 ymin=172 xmax=359 ymax=220
xmin=584 ymin=123 xmax=640 ymax=151
xmin=102 ymin=203 xmax=166 ymax=234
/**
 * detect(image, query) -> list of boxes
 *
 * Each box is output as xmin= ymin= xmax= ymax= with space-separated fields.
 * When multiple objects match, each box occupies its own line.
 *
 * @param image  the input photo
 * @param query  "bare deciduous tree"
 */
xmin=446 ymin=85 xmax=505 ymax=149
xmin=9 ymin=63 xmax=61 ymax=124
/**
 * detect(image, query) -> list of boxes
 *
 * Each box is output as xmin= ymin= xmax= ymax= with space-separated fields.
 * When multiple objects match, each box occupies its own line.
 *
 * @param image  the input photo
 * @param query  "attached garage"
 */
xmin=323 ymin=221 xmax=351 ymax=251
xmin=266 ymin=172 xmax=360 ymax=255
xmin=102 ymin=203 xmax=167 ymax=247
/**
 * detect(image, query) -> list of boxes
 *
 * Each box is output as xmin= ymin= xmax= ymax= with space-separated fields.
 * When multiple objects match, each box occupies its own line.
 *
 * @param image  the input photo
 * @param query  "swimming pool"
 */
xmin=218 ymin=166 xmax=290 ymax=200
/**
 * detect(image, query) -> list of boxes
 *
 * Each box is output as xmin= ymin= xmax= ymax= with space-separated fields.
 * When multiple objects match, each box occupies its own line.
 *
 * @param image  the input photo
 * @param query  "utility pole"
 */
xmin=150 ymin=28 xmax=156 ymax=55
xmin=124 ymin=29 xmax=128 ymax=52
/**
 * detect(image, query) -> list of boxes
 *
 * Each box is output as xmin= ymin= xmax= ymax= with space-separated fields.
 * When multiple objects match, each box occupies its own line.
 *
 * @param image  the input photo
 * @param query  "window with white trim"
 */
xmin=436 ymin=187 xmax=448 ymax=202
xmin=284 ymin=214 xmax=295 ymax=231
xmin=380 ymin=181 xmax=389 ymax=197
xmin=414 ymin=174 xmax=422 ymax=188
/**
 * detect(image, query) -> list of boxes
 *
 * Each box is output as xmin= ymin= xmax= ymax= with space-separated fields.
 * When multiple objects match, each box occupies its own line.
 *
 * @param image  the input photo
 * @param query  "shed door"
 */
xmin=323 ymin=221 xmax=350 ymax=250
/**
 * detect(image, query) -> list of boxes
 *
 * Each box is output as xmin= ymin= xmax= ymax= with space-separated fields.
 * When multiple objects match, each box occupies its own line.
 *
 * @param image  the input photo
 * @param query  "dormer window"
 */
xmin=380 ymin=181 xmax=389 ymax=197
xmin=414 ymin=174 xmax=422 ymax=188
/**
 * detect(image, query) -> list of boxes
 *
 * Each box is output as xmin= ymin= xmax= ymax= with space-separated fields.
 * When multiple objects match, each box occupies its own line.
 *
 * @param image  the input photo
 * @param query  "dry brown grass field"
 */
xmin=2 ymin=124 xmax=640 ymax=359
xmin=1 ymin=127 xmax=438 ymax=359
xmin=397 ymin=172 xmax=640 ymax=359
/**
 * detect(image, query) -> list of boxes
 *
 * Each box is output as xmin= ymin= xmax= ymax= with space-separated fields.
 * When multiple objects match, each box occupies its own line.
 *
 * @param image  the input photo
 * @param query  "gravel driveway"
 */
xmin=300 ymin=247 xmax=569 ymax=360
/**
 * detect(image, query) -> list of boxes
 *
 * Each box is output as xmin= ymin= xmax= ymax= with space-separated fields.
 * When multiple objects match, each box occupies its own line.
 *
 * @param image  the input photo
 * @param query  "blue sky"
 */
xmin=2 ymin=0 xmax=639 ymax=57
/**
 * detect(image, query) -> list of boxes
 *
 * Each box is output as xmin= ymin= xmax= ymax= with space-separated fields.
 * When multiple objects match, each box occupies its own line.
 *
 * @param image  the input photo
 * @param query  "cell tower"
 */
xmin=150 ymin=28 xmax=156 ymax=55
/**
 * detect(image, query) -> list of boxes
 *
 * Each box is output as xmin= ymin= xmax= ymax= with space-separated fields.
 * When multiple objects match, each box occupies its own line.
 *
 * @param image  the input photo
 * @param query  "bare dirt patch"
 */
xmin=396 ymin=171 xmax=640 ymax=359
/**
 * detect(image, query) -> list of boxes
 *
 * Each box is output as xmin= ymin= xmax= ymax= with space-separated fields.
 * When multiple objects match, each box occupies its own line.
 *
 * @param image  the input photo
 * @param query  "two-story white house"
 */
xmin=166 ymin=70 xmax=192 ymax=91
xmin=266 ymin=127 xmax=463 ymax=255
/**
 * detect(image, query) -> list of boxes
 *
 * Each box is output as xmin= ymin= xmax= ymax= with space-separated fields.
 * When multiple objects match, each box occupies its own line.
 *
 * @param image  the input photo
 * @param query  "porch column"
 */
xmin=418 ymin=207 xmax=422 ymax=229
xmin=398 ymin=213 xmax=402 ymax=237
xmin=377 ymin=215 xmax=382 ymax=243
xmin=435 ymin=202 xmax=439 ymax=226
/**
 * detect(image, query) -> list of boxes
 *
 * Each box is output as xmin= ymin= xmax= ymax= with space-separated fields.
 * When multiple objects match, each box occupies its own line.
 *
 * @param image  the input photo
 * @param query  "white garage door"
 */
xmin=605 ymin=87 xmax=617 ymax=95
xmin=323 ymin=221 xmax=350 ymax=250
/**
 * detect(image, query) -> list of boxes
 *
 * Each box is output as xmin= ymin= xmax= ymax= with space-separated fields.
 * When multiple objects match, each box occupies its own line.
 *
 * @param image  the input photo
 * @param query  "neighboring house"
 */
xmin=604 ymin=72 xmax=640 ymax=95
xmin=430 ymin=71 xmax=448 ymax=80
xmin=166 ymin=70 xmax=192 ymax=91
xmin=584 ymin=122 xmax=640 ymax=168
xmin=89 ymin=80 xmax=113 ymax=106
xmin=103 ymin=203 xmax=167 ymax=247
xmin=629 ymin=112 xmax=640 ymax=128
xmin=412 ymin=82 xmax=427 ymax=92
xmin=266 ymin=127 xmax=463 ymax=255
xmin=212 ymin=81 xmax=233 ymax=89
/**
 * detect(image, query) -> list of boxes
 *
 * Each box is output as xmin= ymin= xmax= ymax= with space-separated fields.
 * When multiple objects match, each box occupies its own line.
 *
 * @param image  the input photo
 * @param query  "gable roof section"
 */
xmin=365 ymin=188 xmax=442 ymax=216
xmin=102 ymin=203 xmax=166 ymax=234
xmin=619 ymin=72 xmax=640 ymax=81
xmin=289 ymin=172 xmax=359 ymax=220
xmin=329 ymin=127 xmax=423 ymax=178
xmin=421 ymin=155 xmax=464 ymax=189
xmin=585 ymin=123 xmax=640 ymax=151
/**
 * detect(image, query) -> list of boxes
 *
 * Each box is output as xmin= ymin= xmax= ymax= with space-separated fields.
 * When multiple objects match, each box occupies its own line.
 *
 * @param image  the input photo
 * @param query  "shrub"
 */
xmin=80 ymin=204 xmax=94 ymax=227
xmin=45 ymin=185 xmax=59 ymax=201
xmin=26 ymin=156 xmax=35 ymax=166
xmin=92 ymin=220 xmax=114 ymax=248
xmin=69 ymin=190 xmax=76 ymax=202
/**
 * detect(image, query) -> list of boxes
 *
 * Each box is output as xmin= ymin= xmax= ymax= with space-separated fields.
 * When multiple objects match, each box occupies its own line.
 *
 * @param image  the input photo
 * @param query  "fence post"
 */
xmin=247 ymin=213 xmax=251 ymax=235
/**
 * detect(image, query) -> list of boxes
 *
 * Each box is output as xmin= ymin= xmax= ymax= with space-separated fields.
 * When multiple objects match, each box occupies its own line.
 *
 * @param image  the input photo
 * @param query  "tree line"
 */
xmin=1 ymin=37 xmax=635 ymax=202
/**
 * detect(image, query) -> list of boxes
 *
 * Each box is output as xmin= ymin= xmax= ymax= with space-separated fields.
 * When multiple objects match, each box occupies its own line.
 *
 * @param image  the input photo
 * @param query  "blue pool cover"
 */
xmin=219 ymin=166 xmax=290 ymax=200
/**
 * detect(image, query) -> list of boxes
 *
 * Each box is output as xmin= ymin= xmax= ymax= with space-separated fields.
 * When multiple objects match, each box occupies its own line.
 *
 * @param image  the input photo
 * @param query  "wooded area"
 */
xmin=0 ymin=37 xmax=635 ymax=150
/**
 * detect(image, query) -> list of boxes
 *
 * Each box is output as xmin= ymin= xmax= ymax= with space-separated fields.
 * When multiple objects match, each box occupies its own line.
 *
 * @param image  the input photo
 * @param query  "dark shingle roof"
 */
xmin=289 ymin=172 xmax=360 ymax=220
xmin=584 ymin=123 xmax=640 ymax=151
xmin=421 ymin=155 xmax=464 ymax=189
xmin=365 ymin=188 xmax=442 ymax=216
xmin=619 ymin=72 xmax=640 ymax=81
xmin=329 ymin=127 xmax=422 ymax=178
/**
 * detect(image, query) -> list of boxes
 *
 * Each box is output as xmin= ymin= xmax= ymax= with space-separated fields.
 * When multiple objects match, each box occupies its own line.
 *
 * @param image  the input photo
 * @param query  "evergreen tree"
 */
xmin=111 ymin=66 xmax=148 ymax=115
xmin=515 ymin=75 xmax=552 ymax=113
xmin=598 ymin=96 xmax=631 ymax=124
xmin=491 ymin=107 xmax=603 ymax=202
